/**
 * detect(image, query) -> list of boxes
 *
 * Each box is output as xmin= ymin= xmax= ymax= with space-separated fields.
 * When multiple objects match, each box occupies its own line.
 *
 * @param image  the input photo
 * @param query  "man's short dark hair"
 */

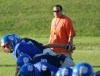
xmin=54 ymin=5 xmax=63 ymax=11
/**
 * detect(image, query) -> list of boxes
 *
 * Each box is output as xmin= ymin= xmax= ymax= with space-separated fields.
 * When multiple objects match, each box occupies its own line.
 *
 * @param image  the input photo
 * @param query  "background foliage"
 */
xmin=0 ymin=0 xmax=100 ymax=37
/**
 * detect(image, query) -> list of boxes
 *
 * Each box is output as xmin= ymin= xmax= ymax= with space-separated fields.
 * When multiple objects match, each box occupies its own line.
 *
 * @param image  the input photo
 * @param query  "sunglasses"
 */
xmin=53 ymin=10 xmax=60 ymax=12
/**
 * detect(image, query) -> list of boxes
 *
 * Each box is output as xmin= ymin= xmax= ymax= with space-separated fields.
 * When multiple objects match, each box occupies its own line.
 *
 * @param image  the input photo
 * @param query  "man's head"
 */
xmin=53 ymin=5 xmax=63 ymax=18
xmin=72 ymin=62 xmax=94 ymax=76
xmin=1 ymin=34 xmax=20 ymax=53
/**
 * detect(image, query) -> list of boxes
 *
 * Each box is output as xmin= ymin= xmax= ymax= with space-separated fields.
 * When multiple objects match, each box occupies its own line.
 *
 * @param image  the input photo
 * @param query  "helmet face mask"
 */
xmin=1 ymin=41 xmax=13 ymax=53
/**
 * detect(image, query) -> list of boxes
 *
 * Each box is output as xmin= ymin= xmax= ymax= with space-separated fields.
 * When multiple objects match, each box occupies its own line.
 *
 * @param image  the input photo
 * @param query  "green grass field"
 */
xmin=0 ymin=37 xmax=100 ymax=76
xmin=0 ymin=0 xmax=100 ymax=37
xmin=0 ymin=0 xmax=100 ymax=75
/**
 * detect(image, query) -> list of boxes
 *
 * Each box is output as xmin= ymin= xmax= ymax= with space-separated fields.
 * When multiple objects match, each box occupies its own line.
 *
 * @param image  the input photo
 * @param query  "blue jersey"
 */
xmin=20 ymin=38 xmax=57 ymax=56
xmin=34 ymin=62 xmax=58 ymax=76
xmin=12 ymin=42 xmax=42 ymax=58
xmin=32 ymin=54 xmax=66 ymax=68
xmin=21 ymin=38 xmax=47 ymax=51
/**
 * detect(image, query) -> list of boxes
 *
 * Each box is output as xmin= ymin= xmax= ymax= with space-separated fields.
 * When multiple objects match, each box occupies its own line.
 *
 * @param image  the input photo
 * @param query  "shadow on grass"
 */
xmin=93 ymin=66 xmax=100 ymax=68
xmin=0 ymin=64 xmax=16 ymax=67
xmin=0 ymin=64 xmax=100 ymax=68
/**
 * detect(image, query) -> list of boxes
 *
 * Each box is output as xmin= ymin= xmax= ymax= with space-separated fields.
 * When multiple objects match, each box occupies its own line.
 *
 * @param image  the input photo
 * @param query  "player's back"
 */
xmin=32 ymin=54 xmax=66 ymax=68
xmin=13 ymin=42 xmax=42 ymax=58
xmin=21 ymin=38 xmax=47 ymax=51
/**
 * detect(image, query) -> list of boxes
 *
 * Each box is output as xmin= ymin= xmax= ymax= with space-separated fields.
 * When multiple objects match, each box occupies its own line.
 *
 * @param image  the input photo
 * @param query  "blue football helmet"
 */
xmin=11 ymin=34 xmax=21 ymax=43
xmin=17 ymin=54 xmax=32 ymax=67
xmin=72 ymin=62 xmax=94 ymax=76
xmin=20 ymin=63 xmax=34 ymax=76
xmin=56 ymin=66 xmax=73 ymax=76
xmin=1 ymin=34 xmax=20 ymax=53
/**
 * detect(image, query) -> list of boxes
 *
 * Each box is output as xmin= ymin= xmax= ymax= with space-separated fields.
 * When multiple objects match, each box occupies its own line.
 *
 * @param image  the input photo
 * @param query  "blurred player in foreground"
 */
xmin=72 ymin=62 xmax=94 ymax=76
xmin=16 ymin=54 xmax=73 ymax=76
xmin=20 ymin=62 xmax=73 ymax=76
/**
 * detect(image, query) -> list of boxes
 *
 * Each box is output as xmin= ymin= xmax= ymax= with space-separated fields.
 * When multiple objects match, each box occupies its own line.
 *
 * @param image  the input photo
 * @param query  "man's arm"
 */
xmin=44 ymin=36 xmax=75 ymax=51
xmin=44 ymin=43 xmax=66 ymax=48
xmin=68 ymin=36 xmax=74 ymax=45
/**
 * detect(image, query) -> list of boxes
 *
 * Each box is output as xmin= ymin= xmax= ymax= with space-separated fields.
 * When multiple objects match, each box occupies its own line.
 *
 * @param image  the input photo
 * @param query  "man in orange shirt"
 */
xmin=45 ymin=5 xmax=76 ymax=67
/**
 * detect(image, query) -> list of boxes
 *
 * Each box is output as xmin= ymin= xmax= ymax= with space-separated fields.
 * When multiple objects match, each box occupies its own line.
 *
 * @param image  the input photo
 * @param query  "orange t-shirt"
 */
xmin=49 ymin=15 xmax=76 ymax=54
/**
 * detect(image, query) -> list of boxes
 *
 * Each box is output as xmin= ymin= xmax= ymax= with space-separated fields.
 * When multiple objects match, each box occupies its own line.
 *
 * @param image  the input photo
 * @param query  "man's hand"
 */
xmin=65 ymin=43 xmax=75 ymax=51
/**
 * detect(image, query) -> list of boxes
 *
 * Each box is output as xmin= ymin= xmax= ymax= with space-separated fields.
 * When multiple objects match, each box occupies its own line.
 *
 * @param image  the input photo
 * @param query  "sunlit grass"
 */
xmin=0 ymin=0 xmax=100 ymax=37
